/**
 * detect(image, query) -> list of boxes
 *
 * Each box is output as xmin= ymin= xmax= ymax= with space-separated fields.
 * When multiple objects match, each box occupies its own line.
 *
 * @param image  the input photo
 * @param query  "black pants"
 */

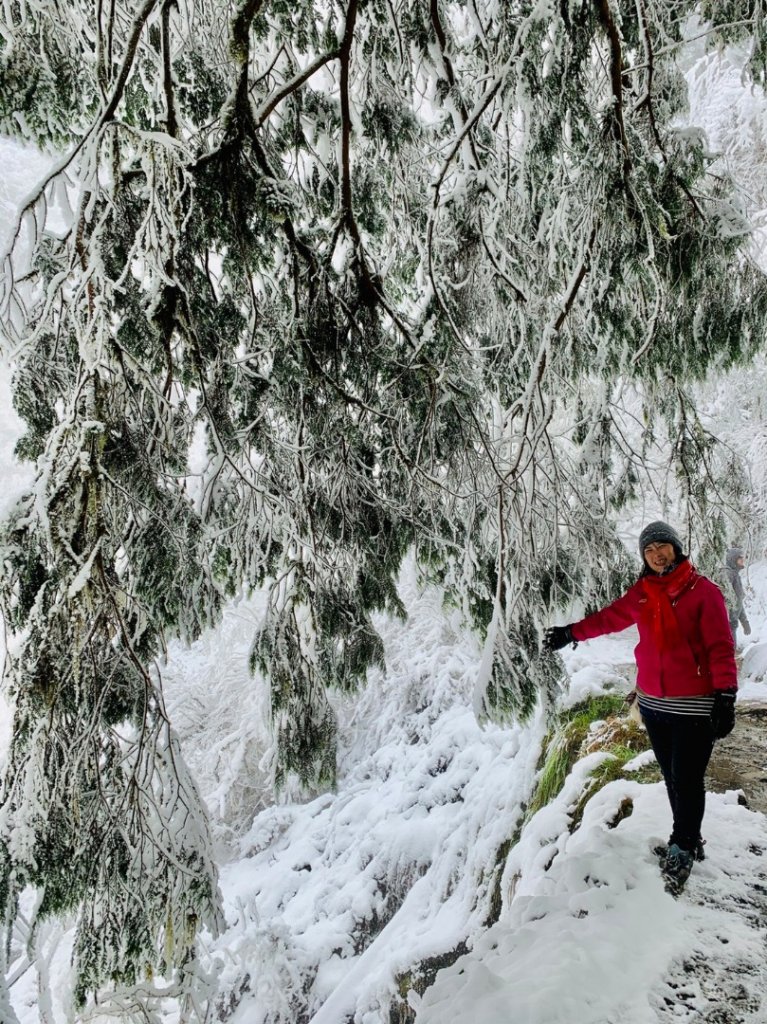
xmin=641 ymin=710 xmax=715 ymax=852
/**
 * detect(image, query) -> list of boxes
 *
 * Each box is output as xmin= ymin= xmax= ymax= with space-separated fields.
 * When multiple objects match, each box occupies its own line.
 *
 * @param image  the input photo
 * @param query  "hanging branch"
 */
xmin=161 ymin=0 xmax=178 ymax=138
xmin=597 ymin=0 xmax=631 ymax=179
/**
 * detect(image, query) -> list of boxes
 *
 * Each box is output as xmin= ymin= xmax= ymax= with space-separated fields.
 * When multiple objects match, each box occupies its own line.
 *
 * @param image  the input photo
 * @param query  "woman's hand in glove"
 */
xmin=543 ymin=625 xmax=576 ymax=652
xmin=711 ymin=689 xmax=737 ymax=739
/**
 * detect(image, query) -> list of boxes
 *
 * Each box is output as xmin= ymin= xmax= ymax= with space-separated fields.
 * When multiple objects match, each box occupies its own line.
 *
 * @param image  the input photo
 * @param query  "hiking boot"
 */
xmin=662 ymin=843 xmax=694 ymax=896
xmin=654 ymin=837 xmax=705 ymax=865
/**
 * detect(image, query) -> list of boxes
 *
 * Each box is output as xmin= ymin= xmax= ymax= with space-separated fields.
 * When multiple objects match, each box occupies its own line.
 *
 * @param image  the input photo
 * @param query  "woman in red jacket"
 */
xmin=544 ymin=521 xmax=738 ymax=894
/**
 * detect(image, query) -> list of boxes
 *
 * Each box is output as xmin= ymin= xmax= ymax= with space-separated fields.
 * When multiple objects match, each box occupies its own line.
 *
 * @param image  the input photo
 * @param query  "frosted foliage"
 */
xmin=1 ymin=0 xmax=767 ymax=1011
xmin=693 ymin=354 xmax=767 ymax=553
xmin=1 ymin=0 xmax=765 ymax=779
xmin=335 ymin=575 xmax=483 ymax=765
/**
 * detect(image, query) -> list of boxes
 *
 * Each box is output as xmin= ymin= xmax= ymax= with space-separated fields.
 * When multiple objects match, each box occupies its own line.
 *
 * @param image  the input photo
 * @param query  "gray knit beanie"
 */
xmin=638 ymin=520 xmax=684 ymax=557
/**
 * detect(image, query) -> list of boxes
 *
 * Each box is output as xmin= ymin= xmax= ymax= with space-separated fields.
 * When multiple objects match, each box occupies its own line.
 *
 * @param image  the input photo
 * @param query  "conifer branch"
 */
xmin=252 ymin=49 xmax=340 ymax=127
xmin=98 ymin=0 xmax=159 ymax=127
xmin=478 ymin=213 xmax=527 ymax=304
xmin=230 ymin=0 xmax=266 ymax=71
xmin=222 ymin=0 xmax=267 ymax=134
xmin=633 ymin=0 xmax=705 ymax=221
xmin=161 ymin=0 xmax=178 ymax=138
xmin=430 ymin=0 xmax=481 ymax=167
xmin=1 ymin=0 xmax=157 ymax=280
xmin=596 ymin=0 xmax=631 ymax=179
xmin=339 ymin=0 xmax=360 ymax=241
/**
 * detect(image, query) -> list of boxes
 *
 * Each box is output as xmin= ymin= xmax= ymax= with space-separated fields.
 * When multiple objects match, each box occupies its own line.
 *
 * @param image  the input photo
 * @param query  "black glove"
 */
xmin=711 ymin=689 xmax=737 ymax=739
xmin=742 ymin=618 xmax=751 ymax=636
xmin=543 ymin=624 xmax=576 ymax=652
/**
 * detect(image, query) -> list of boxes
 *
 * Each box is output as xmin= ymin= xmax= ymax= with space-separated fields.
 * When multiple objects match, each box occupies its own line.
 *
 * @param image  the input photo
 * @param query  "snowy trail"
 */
xmin=414 ymin=773 xmax=767 ymax=1024
xmin=654 ymin=830 xmax=767 ymax=1023
xmin=638 ymin=805 xmax=767 ymax=1024
xmin=653 ymin=696 xmax=767 ymax=1022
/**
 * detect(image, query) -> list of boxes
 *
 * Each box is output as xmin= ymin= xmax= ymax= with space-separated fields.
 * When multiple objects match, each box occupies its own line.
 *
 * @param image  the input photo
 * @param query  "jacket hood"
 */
xmin=726 ymin=546 xmax=745 ymax=570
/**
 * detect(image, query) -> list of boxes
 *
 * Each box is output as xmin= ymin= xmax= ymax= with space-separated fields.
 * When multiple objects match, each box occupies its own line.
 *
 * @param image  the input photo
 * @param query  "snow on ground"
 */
xmin=414 ymin=775 xmax=691 ymax=1024
xmin=415 ymin=780 xmax=767 ymax=1024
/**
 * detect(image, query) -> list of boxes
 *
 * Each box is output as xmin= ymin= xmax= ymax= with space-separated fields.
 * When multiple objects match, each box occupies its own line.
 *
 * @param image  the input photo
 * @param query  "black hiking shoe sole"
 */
xmin=661 ymin=844 xmax=694 ymax=896
xmin=663 ymin=873 xmax=690 ymax=897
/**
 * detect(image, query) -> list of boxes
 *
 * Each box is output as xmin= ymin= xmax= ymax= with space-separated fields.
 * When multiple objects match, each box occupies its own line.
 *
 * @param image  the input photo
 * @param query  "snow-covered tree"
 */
xmin=1 ymin=0 xmax=766 ymax=1003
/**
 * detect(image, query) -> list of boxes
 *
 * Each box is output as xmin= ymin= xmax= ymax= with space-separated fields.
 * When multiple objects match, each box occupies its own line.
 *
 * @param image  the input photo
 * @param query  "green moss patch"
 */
xmin=526 ymin=693 xmax=645 ymax=819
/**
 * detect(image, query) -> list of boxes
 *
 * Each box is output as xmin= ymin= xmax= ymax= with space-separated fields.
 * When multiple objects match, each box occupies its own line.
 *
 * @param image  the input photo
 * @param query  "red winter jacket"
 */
xmin=571 ymin=566 xmax=737 ymax=698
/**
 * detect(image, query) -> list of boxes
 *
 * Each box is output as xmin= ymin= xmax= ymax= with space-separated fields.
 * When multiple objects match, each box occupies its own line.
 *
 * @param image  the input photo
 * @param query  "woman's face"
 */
xmin=643 ymin=541 xmax=676 ymax=574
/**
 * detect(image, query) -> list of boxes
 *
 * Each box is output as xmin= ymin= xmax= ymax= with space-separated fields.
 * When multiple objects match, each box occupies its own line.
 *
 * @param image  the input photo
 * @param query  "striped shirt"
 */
xmin=637 ymin=689 xmax=715 ymax=718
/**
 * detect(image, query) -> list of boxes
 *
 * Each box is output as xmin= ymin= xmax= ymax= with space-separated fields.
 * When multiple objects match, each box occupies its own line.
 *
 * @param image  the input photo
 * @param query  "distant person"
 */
xmin=724 ymin=545 xmax=750 ymax=643
xmin=544 ymin=521 xmax=737 ymax=895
